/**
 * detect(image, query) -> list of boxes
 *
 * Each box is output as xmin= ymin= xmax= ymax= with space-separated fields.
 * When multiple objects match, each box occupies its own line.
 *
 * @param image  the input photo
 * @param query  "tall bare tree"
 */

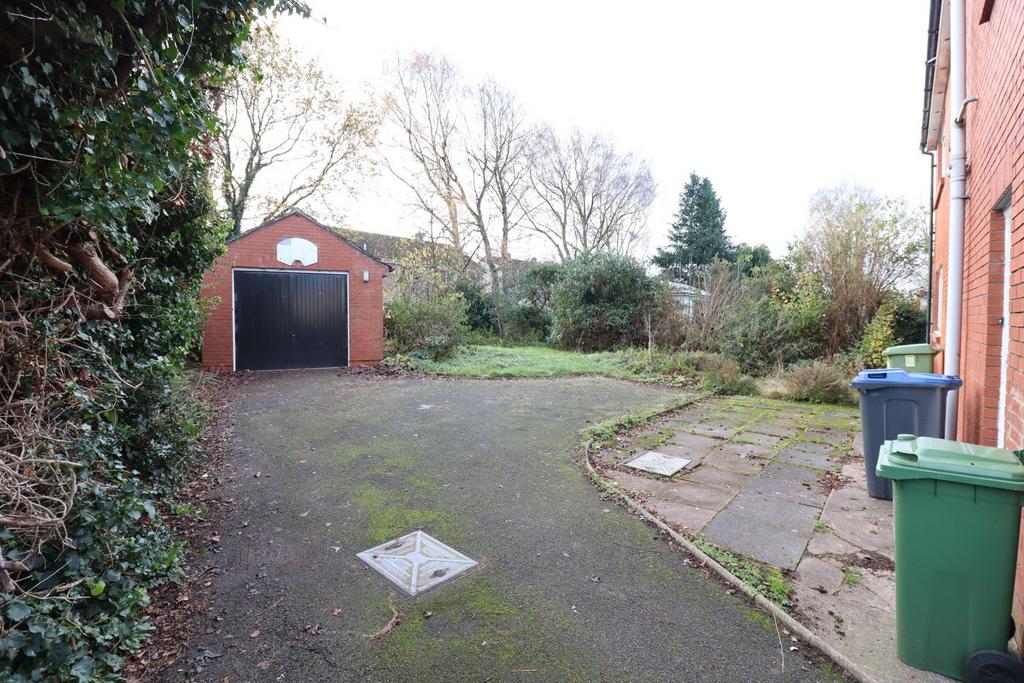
xmin=525 ymin=127 xmax=655 ymax=261
xmin=385 ymin=56 xmax=530 ymax=295
xmin=459 ymin=81 xmax=530 ymax=293
xmin=215 ymin=26 xmax=380 ymax=238
xmin=384 ymin=54 xmax=465 ymax=252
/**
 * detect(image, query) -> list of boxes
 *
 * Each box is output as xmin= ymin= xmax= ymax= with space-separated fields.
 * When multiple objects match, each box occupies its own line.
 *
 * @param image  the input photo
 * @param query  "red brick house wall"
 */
xmin=201 ymin=212 xmax=391 ymax=370
xmin=926 ymin=0 xmax=1024 ymax=640
xmin=929 ymin=0 xmax=1023 ymax=448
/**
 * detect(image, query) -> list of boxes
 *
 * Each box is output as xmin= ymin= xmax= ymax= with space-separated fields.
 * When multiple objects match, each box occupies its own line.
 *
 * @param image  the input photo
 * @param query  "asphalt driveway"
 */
xmin=167 ymin=372 xmax=841 ymax=682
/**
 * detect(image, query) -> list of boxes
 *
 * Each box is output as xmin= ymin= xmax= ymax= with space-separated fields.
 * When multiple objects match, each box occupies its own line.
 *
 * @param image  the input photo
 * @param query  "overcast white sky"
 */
xmin=276 ymin=0 xmax=931 ymax=260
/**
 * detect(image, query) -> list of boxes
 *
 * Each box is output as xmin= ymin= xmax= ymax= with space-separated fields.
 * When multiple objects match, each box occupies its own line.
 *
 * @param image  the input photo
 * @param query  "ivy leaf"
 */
xmin=6 ymin=601 xmax=31 ymax=621
xmin=70 ymin=656 xmax=96 ymax=682
xmin=19 ymin=66 xmax=36 ymax=87
xmin=89 ymin=579 xmax=106 ymax=597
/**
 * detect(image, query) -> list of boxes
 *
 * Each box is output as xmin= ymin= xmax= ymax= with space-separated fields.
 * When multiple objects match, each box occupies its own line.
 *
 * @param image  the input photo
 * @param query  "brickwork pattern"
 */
xmin=200 ymin=214 xmax=390 ymax=370
xmin=930 ymin=0 xmax=1023 ymax=449
xmin=925 ymin=0 xmax=1024 ymax=642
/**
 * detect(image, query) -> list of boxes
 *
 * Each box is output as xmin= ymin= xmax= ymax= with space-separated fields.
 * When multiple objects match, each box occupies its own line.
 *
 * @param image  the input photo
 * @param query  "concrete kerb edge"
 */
xmin=579 ymin=399 xmax=877 ymax=683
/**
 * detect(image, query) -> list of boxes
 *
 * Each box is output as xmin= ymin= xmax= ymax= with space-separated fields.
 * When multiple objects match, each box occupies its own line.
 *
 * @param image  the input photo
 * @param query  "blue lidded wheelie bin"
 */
xmin=850 ymin=368 xmax=962 ymax=500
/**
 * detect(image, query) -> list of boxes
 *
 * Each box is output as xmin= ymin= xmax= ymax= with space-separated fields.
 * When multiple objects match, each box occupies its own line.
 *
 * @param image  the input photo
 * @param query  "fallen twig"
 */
xmin=368 ymin=595 xmax=404 ymax=641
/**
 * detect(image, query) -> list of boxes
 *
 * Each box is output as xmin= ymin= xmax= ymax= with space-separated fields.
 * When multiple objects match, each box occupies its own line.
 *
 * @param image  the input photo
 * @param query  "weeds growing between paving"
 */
xmin=578 ymin=396 xmax=818 ymax=613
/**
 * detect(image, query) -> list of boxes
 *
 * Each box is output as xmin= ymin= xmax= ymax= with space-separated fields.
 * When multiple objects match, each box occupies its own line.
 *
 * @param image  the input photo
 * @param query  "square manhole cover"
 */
xmin=625 ymin=451 xmax=693 ymax=476
xmin=357 ymin=530 xmax=477 ymax=596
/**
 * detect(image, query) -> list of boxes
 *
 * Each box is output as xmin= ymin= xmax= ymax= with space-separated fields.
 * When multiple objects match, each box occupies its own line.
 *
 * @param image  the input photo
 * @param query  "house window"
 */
xmin=935 ymin=268 xmax=944 ymax=341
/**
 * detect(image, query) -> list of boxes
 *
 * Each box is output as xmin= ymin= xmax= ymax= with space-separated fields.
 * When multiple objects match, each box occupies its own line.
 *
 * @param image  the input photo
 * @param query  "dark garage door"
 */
xmin=234 ymin=270 xmax=348 ymax=371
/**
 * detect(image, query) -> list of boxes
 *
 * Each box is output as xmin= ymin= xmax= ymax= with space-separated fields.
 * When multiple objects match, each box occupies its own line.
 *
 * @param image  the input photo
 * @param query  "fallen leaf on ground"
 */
xmin=249 ymin=629 xmax=260 ymax=638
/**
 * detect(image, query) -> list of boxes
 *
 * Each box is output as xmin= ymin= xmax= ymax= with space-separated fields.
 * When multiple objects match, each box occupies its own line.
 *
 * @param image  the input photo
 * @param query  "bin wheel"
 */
xmin=967 ymin=651 xmax=1024 ymax=683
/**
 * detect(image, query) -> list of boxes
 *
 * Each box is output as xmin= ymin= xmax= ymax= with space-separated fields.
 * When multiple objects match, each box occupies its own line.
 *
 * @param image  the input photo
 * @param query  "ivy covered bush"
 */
xmin=549 ymin=254 xmax=661 ymax=351
xmin=0 ymin=1 xmax=304 ymax=679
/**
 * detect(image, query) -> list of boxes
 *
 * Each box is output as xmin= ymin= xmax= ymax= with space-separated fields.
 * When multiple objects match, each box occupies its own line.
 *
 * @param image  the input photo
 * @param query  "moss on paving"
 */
xmin=206 ymin=374 xmax=843 ymax=680
xmin=580 ymin=395 xmax=699 ymax=451
xmin=589 ymin=394 xmax=861 ymax=613
xmin=353 ymin=483 xmax=448 ymax=545
xmin=370 ymin=573 xmax=609 ymax=681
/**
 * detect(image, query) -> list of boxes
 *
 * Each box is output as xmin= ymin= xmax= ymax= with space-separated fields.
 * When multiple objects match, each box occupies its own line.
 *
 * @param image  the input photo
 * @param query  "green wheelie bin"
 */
xmin=884 ymin=343 xmax=940 ymax=371
xmin=877 ymin=435 xmax=1024 ymax=682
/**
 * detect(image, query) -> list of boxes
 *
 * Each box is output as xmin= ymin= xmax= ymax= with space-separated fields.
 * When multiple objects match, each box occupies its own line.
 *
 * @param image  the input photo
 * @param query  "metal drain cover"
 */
xmin=357 ymin=530 xmax=477 ymax=596
xmin=625 ymin=451 xmax=693 ymax=476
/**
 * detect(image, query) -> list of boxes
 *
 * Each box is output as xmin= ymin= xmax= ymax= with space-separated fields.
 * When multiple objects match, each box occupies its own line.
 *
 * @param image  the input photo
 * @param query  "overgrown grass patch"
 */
xmin=694 ymin=539 xmax=793 ymax=608
xmin=406 ymin=345 xmax=644 ymax=379
xmin=404 ymin=345 xmax=761 ymax=395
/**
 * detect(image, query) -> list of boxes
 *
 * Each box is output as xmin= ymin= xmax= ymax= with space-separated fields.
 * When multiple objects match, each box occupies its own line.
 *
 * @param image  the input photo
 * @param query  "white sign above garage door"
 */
xmin=276 ymin=237 xmax=318 ymax=266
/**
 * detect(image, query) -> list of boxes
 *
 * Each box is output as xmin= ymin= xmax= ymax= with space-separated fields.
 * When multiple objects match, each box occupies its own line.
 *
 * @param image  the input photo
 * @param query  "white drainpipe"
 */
xmin=944 ymin=0 xmax=967 ymax=438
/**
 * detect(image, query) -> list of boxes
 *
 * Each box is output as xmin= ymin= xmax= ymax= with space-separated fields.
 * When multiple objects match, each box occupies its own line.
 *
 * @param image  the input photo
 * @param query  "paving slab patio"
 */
xmin=594 ymin=395 xmax=954 ymax=683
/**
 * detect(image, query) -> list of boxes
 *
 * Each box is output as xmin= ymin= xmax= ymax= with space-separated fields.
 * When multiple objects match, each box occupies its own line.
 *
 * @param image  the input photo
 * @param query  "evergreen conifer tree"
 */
xmin=654 ymin=173 xmax=733 ymax=281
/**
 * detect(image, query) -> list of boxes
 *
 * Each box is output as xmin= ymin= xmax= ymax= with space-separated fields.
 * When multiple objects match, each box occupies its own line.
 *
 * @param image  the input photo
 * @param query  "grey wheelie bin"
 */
xmin=850 ymin=368 xmax=962 ymax=500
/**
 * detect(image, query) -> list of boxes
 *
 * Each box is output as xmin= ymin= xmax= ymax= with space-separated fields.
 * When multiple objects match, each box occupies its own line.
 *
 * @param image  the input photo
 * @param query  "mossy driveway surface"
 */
xmin=173 ymin=372 xmax=838 ymax=682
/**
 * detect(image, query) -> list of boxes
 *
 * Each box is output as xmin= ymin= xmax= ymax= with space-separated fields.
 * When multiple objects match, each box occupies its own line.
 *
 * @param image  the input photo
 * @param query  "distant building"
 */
xmin=667 ymin=281 xmax=707 ymax=317
xmin=332 ymin=226 xmax=472 ymax=302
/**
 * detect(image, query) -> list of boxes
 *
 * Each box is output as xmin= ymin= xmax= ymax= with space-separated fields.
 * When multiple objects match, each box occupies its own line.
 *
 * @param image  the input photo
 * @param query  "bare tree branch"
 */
xmin=213 ymin=25 xmax=381 ymax=237
xmin=523 ymin=127 xmax=654 ymax=262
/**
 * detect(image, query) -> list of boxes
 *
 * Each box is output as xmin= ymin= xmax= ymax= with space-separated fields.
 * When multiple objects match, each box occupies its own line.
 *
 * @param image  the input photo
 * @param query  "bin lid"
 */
xmin=851 ymin=368 xmax=963 ymax=389
xmin=876 ymin=434 xmax=1024 ymax=490
xmin=883 ymin=343 xmax=938 ymax=357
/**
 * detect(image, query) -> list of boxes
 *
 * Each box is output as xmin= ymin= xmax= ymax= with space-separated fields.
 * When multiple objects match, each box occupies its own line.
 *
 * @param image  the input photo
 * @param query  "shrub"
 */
xmin=786 ymin=186 xmax=928 ymax=354
xmin=722 ymin=295 xmax=819 ymax=375
xmin=672 ymin=261 xmax=744 ymax=353
xmin=779 ymin=361 xmax=857 ymax=405
xmin=858 ymin=305 xmax=896 ymax=368
xmin=889 ymin=298 xmax=927 ymax=345
xmin=455 ymin=278 xmax=498 ymax=333
xmin=692 ymin=354 xmax=756 ymax=395
xmin=497 ymin=262 xmax=562 ymax=343
xmin=386 ymin=293 xmax=469 ymax=359
xmin=651 ymin=283 xmax=690 ymax=350
xmin=549 ymin=253 xmax=660 ymax=351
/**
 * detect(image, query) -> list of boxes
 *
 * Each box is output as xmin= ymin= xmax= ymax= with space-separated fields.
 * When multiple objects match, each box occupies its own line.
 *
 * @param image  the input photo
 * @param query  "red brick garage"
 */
xmin=201 ymin=211 xmax=392 ymax=371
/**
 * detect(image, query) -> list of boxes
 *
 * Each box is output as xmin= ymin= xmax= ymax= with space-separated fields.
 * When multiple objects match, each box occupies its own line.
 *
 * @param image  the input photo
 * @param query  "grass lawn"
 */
xmin=406 ymin=344 xmax=662 ymax=381
xmin=402 ymin=344 xmax=856 ymax=405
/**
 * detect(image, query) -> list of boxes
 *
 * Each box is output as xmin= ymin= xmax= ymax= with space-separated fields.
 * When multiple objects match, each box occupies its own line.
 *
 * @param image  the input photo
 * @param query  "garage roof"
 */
xmin=231 ymin=210 xmax=394 ymax=271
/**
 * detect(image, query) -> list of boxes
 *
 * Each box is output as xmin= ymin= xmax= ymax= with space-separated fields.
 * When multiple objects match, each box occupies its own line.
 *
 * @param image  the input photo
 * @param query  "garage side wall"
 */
xmin=201 ymin=214 xmax=390 ymax=370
